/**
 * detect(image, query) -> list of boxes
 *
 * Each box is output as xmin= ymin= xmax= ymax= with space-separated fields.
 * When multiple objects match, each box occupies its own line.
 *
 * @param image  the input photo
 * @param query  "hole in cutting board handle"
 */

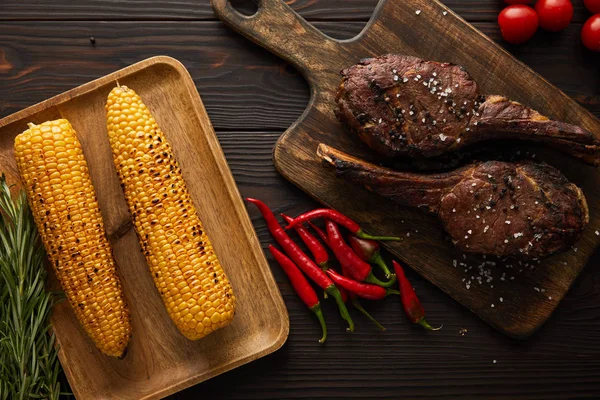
xmin=229 ymin=0 xmax=259 ymax=16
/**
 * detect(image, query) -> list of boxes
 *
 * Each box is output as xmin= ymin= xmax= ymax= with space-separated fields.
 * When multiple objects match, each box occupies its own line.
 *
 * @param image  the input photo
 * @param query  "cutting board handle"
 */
xmin=211 ymin=0 xmax=343 ymax=78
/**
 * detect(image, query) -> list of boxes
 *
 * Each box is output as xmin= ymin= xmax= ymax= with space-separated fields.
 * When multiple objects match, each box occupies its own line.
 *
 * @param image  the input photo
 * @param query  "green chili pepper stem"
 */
xmin=309 ymin=303 xmax=328 ymax=343
xmin=319 ymin=261 xmax=329 ymax=272
xmin=386 ymin=289 xmax=401 ymax=296
xmin=351 ymin=298 xmax=386 ymax=331
xmin=371 ymin=252 xmax=394 ymax=280
xmin=365 ymin=272 xmax=397 ymax=288
xmin=356 ymin=229 xmax=402 ymax=242
xmin=418 ymin=318 xmax=443 ymax=331
xmin=326 ymin=285 xmax=355 ymax=332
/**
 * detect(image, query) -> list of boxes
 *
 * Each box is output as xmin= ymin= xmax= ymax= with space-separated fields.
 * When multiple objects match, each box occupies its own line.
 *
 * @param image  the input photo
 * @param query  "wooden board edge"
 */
xmin=1 ymin=55 xmax=290 ymax=398
xmin=0 ymin=56 xmax=174 ymax=129
xmin=144 ymin=321 xmax=290 ymax=400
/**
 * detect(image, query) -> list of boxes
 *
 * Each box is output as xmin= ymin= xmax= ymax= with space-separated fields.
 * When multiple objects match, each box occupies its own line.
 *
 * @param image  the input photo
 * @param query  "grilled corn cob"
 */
xmin=14 ymin=119 xmax=132 ymax=358
xmin=105 ymin=85 xmax=236 ymax=340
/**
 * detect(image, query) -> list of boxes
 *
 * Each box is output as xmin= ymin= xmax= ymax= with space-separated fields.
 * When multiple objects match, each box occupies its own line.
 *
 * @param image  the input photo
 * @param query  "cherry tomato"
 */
xmin=584 ymin=0 xmax=600 ymax=14
xmin=498 ymin=5 xmax=539 ymax=44
xmin=582 ymin=14 xmax=600 ymax=51
xmin=504 ymin=0 xmax=533 ymax=4
xmin=535 ymin=0 xmax=574 ymax=32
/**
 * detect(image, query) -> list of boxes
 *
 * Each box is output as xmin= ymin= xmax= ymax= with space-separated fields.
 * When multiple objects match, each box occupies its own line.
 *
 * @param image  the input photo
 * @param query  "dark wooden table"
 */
xmin=2 ymin=1 xmax=600 ymax=398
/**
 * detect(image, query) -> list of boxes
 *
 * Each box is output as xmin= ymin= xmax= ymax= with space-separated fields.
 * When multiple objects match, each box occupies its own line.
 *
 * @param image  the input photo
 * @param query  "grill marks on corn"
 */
xmin=106 ymin=86 xmax=235 ymax=340
xmin=14 ymin=119 xmax=131 ymax=358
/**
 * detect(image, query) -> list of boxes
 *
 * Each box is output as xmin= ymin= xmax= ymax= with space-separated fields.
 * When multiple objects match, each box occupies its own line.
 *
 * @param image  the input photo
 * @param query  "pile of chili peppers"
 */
xmin=247 ymin=199 xmax=441 ymax=343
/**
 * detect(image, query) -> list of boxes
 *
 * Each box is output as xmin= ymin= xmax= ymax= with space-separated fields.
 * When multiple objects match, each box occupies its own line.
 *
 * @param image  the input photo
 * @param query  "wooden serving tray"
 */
xmin=211 ymin=0 xmax=600 ymax=338
xmin=0 ymin=56 xmax=289 ymax=399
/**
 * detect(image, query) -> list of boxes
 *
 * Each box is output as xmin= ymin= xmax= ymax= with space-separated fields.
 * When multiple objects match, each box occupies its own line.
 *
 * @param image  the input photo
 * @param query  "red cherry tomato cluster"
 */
xmin=497 ymin=0 xmax=600 ymax=51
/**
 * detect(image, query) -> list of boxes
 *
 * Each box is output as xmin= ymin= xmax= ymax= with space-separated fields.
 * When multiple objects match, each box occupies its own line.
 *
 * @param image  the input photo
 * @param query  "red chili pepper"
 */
xmin=308 ymin=221 xmax=329 ymax=246
xmin=392 ymin=260 xmax=442 ymax=331
xmin=347 ymin=235 xmax=395 ymax=281
xmin=269 ymin=245 xmax=327 ymax=343
xmin=285 ymin=209 xmax=402 ymax=241
xmin=246 ymin=198 xmax=354 ymax=332
xmin=326 ymin=269 xmax=399 ymax=301
xmin=281 ymin=214 xmax=329 ymax=270
xmin=326 ymin=220 xmax=395 ymax=287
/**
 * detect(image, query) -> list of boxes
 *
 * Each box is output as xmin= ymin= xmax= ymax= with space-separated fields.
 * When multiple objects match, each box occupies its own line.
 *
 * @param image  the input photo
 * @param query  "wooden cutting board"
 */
xmin=211 ymin=0 xmax=600 ymax=338
xmin=0 ymin=56 xmax=288 ymax=399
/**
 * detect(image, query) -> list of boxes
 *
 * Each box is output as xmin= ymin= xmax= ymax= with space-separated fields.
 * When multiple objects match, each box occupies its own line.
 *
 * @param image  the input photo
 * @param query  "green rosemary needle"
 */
xmin=0 ymin=175 xmax=67 ymax=399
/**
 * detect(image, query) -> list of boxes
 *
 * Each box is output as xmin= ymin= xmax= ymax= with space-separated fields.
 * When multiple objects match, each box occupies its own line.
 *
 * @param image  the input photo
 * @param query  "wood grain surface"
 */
xmin=0 ymin=57 xmax=288 ymax=400
xmin=211 ymin=0 xmax=600 ymax=338
xmin=2 ymin=0 xmax=600 ymax=398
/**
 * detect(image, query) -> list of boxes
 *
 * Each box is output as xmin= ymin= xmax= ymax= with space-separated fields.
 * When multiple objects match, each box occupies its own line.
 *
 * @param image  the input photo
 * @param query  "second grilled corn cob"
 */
xmin=14 ymin=119 xmax=132 ymax=358
xmin=105 ymin=85 xmax=236 ymax=340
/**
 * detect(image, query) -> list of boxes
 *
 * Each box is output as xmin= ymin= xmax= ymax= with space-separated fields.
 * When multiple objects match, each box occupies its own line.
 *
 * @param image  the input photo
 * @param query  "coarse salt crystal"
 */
xmin=403 ymin=77 xmax=409 ymax=83
xmin=393 ymin=75 xmax=399 ymax=81
xmin=422 ymin=118 xmax=426 ymax=123
xmin=548 ymin=296 xmax=552 ymax=300
xmin=452 ymin=208 xmax=456 ymax=212
xmin=378 ymin=118 xmax=382 ymax=124
xmin=415 ymin=9 xmax=421 ymax=15
xmin=595 ymin=230 xmax=599 ymax=236
xmin=504 ymin=239 xmax=509 ymax=243
xmin=514 ymin=232 xmax=523 ymax=238
xmin=406 ymin=232 xmax=411 ymax=237
xmin=417 ymin=74 xmax=422 ymax=79
xmin=534 ymin=287 xmax=540 ymax=292
xmin=484 ymin=225 xmax=489 ymax=233
xmin=439 ymin=133 xmax=447 ymax=141
xmin=453 ymin=260 xmax=457 ymax=267
xmin=472 ymin=183 xmax=476 ymax=187
xmin=505 ymin=221 xmax=511 ymax=224
xmin=476 ymin=215 xmax=480 ymax=219
xmin=499 ymin=297 xmax=503 ymax=302
xmin=493 ymin=360 xmax=497 ymax=364
xmin=491 ymin=304 xmax=495 ymax=308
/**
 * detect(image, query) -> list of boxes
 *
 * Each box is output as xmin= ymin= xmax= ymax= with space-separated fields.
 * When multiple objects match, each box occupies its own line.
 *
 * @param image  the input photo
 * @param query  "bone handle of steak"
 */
xmin=471 ymin=96 xmax=600 ymax=165
xmin=317 ymin=144 xmax=462 ymax=212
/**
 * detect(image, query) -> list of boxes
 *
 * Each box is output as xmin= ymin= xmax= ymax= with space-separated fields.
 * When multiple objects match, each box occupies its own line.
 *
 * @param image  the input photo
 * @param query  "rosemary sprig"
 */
xmin=0 ymin=175 xmax=66 ymax=399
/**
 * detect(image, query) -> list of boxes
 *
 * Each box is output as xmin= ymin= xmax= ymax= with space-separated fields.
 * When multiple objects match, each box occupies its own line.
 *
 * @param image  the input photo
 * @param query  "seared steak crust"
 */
xmin=336 ymin=55 xmax=600 ymax=165
xmin=318 ymin=144 xmax=588 ymax=259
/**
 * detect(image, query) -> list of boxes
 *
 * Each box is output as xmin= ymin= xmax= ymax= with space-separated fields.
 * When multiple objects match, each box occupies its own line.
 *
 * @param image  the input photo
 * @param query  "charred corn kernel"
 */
xmin=106 ymin=85 xmax=236 ymax=340
xmin=14 ymin=119 xmax=132 ymax=358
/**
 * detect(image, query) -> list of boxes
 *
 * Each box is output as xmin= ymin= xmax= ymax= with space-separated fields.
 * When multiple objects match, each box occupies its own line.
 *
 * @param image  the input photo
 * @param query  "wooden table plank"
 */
xmin=1 ymin=22 xmax=599 ymax=130
xmin=0 ymin=0 xmax=593 ymax=23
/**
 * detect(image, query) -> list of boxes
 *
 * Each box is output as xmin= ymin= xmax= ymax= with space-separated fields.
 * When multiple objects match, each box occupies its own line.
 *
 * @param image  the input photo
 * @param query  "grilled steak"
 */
xmin=318 ymin=144 xmax=589 ymax=259
xmin=335 ymin=54 xmax=600 ymax=165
